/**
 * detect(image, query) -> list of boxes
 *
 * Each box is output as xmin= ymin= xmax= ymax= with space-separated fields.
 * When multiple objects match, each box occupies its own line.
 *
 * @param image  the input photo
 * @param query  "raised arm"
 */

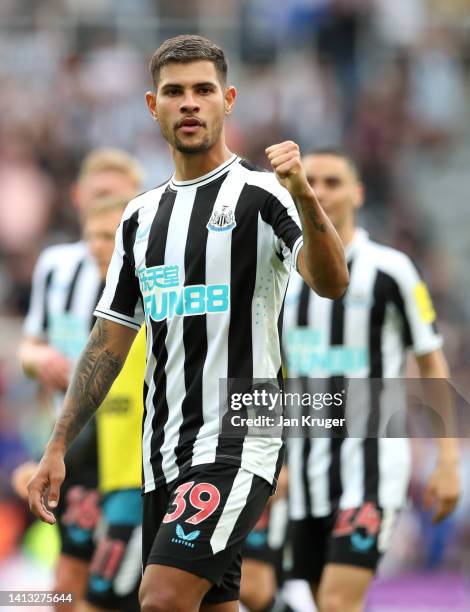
xmin=28 ymin=318 xmax=137 ymax=523
xmin=266 ymin=141 xmax=348 ymax=298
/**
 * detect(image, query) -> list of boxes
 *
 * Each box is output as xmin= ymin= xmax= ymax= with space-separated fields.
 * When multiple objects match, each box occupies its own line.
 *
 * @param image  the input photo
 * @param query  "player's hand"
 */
xmin=266 ymin=141 xmax=311 ymax=200
xmin=27 ymin=449 xmax=66 ymax=525
xmin=12 ymin=461 xmax=38 ymax=501
xmin=423 ymin=460 xmax=460 ymax=523
xmin=32 ymin=346 xmax=71 ymax=392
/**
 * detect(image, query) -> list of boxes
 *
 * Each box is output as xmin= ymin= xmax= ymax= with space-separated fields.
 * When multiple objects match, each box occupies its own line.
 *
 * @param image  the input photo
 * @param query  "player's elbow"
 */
xmin=315 ymin=285 xmax=347 ymax=300
xmin=313 ymin=274 xmax=349 ymax=300
xmin=300 ymin=251 xmax=349 ymax=299
xmin=416 ymin=349 xmax=449 ymax=378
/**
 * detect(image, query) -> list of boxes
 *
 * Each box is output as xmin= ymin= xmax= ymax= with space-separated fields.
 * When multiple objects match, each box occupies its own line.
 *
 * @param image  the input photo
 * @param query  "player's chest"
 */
xmin=133 ymin=189 xmax=260 ymax=271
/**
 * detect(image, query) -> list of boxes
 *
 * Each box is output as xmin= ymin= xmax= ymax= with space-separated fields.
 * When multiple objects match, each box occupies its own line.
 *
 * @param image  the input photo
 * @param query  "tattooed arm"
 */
xmin=266 ymin=141 xmax=348 ymax=298
xmin=28 ymin=318 xmax=137 ymax=523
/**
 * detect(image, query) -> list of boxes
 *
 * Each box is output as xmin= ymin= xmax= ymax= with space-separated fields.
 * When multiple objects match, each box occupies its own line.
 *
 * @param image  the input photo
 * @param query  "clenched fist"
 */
xmin=266 ymin=141 xmax=311 ymax=200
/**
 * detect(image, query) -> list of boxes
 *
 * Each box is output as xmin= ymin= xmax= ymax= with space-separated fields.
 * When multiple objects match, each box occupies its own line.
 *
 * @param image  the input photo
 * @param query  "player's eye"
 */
xmin=325 ymin=177 xmax=341 ymax=188
xmin=164 ymin=87 xmax=181 ymax=97
xmin=197 ymin=86 xmax=212 ymax=94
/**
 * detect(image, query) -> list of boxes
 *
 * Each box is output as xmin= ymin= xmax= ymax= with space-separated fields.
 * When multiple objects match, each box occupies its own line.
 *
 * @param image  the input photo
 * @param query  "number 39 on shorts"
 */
xmin=163 ymin=482 xmax=221 ymax=525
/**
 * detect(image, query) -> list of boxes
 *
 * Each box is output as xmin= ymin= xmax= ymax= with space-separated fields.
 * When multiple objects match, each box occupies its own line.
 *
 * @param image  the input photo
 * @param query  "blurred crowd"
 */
xmin=1 ymin=0 xmax=470 ymax=594
xmin=0 ymin=0 xmax=469 ymax=318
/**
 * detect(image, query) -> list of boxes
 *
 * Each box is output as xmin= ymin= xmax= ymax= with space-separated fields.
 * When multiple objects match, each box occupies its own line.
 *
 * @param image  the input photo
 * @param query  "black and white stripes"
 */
xmin=24 ymin=241 xmax=102 ymax=357
xmin=284 ymin=228 xmax=442 ymax=519
xmin=95 ymin=155 xmax=304 ymax=493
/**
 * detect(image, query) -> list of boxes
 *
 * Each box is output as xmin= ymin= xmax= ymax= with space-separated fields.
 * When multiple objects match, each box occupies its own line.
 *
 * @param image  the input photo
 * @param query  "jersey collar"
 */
xmin=345 ymin=227 xmax=369 ymax=261
xmin=169 ymin=154 xmax=239 ymax=190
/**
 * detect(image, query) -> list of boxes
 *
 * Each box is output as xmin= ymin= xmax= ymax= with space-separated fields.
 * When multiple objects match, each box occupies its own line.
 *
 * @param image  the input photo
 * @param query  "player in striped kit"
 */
xmin=283 ymin=149 xmax=461 ymax=612
xmin=28 ymin=35 xmax=349 ymax=612
xmin=16 ymin=150 xmax=144 ymax=610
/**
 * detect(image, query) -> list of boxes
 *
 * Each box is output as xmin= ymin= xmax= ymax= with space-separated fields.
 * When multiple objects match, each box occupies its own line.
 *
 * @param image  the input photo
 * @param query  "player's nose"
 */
xmin=180 ymin=92 xmax=200 ymax=114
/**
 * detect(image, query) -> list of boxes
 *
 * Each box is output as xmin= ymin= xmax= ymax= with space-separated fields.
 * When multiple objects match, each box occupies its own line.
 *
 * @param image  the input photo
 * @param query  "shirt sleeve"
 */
xmin=94 ymin=215 xmax=144 ymax=331
xmin=23 ymin=250 xmax=55 ymax=339
xmin=260 ymin=182 xmax=303 ymax=271
xmin=392 ymin=254 xmax=443 ymax=356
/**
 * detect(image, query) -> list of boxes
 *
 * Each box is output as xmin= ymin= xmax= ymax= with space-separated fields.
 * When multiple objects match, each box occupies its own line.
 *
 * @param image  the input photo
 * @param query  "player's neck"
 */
xmin=338 ymin=224 xmax=356 ymax=248
xmin=172 ymin=141 xmax=233 ymax=182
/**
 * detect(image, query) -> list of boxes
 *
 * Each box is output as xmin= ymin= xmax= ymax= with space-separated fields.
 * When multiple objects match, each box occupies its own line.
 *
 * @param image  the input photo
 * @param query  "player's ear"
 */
xmin=354 ymin=183 xmax=365 ymax=210
xmin=224 ymin=86 xmax=237 ymax=116
xmin=145 ymin=91 xmax=158 ymax=121
xmin=70 ymin=182 xmax=84 ymax=211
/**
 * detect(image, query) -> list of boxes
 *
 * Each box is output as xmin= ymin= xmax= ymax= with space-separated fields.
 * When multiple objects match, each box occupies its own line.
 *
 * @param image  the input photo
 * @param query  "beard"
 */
xmin=173 ymin=134 xmax=212 ymax=154
xmin=158 ymin=116 xmax=223 ymax=155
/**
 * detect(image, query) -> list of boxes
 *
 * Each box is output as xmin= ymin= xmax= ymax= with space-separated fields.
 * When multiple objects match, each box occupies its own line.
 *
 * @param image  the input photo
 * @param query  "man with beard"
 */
xmin=28 ymin=36 xmax=348 ymax=612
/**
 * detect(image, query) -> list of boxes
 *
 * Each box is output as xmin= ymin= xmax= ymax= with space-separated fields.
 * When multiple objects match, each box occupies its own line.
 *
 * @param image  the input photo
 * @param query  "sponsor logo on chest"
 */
xmin=137 ymin=264 xmax=229 ymax=322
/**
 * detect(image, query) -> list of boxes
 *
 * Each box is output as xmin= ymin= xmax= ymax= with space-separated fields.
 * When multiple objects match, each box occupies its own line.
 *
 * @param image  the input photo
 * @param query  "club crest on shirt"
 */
xmin=206 ymin=206 xmax=236 ymax=232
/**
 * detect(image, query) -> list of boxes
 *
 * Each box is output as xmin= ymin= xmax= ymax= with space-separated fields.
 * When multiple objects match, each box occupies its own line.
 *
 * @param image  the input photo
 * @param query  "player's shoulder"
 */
xmin=365 ymin=238 xmax=418 ymax=282
xmin=237 ymin=158 xmax=293 ymax=204
xmin=35 ymin=240 xmax=87 ymax=271
xmin=122 ymin=181 xmax=171 ymax=221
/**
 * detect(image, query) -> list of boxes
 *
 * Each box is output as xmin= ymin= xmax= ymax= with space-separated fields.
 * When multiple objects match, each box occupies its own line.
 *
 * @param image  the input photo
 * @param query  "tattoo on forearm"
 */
xmin=305 ymin=207 xmax=326 ymax=233
xmin=51 ymin=319 xmax=124 ymax=449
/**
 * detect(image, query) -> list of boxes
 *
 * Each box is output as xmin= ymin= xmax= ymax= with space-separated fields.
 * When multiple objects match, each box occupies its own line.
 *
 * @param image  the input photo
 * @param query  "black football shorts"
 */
xmin=291 ymin=501 xmax=399 ymax=584
xmin=143 ymin=462 xmax=271 ymax=604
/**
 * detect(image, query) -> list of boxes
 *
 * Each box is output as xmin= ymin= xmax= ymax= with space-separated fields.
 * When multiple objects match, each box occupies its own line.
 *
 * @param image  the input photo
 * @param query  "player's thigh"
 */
xmin=140 ymin=565 xmax=239 ymax=612
xmin=84 ymin=489 xmax=142 ymax=612
xmin=317 ymin=563 xmax=373 ymax=612
xmin=200 ymin=601 xmax=239 ymax=612
xmin=140 ymin=563 xmax=211 ymax=612
xmin=54 ymin=554 xmax=89 ymax=605
xmin=240 ymin=558 xmax=276 ymax=609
